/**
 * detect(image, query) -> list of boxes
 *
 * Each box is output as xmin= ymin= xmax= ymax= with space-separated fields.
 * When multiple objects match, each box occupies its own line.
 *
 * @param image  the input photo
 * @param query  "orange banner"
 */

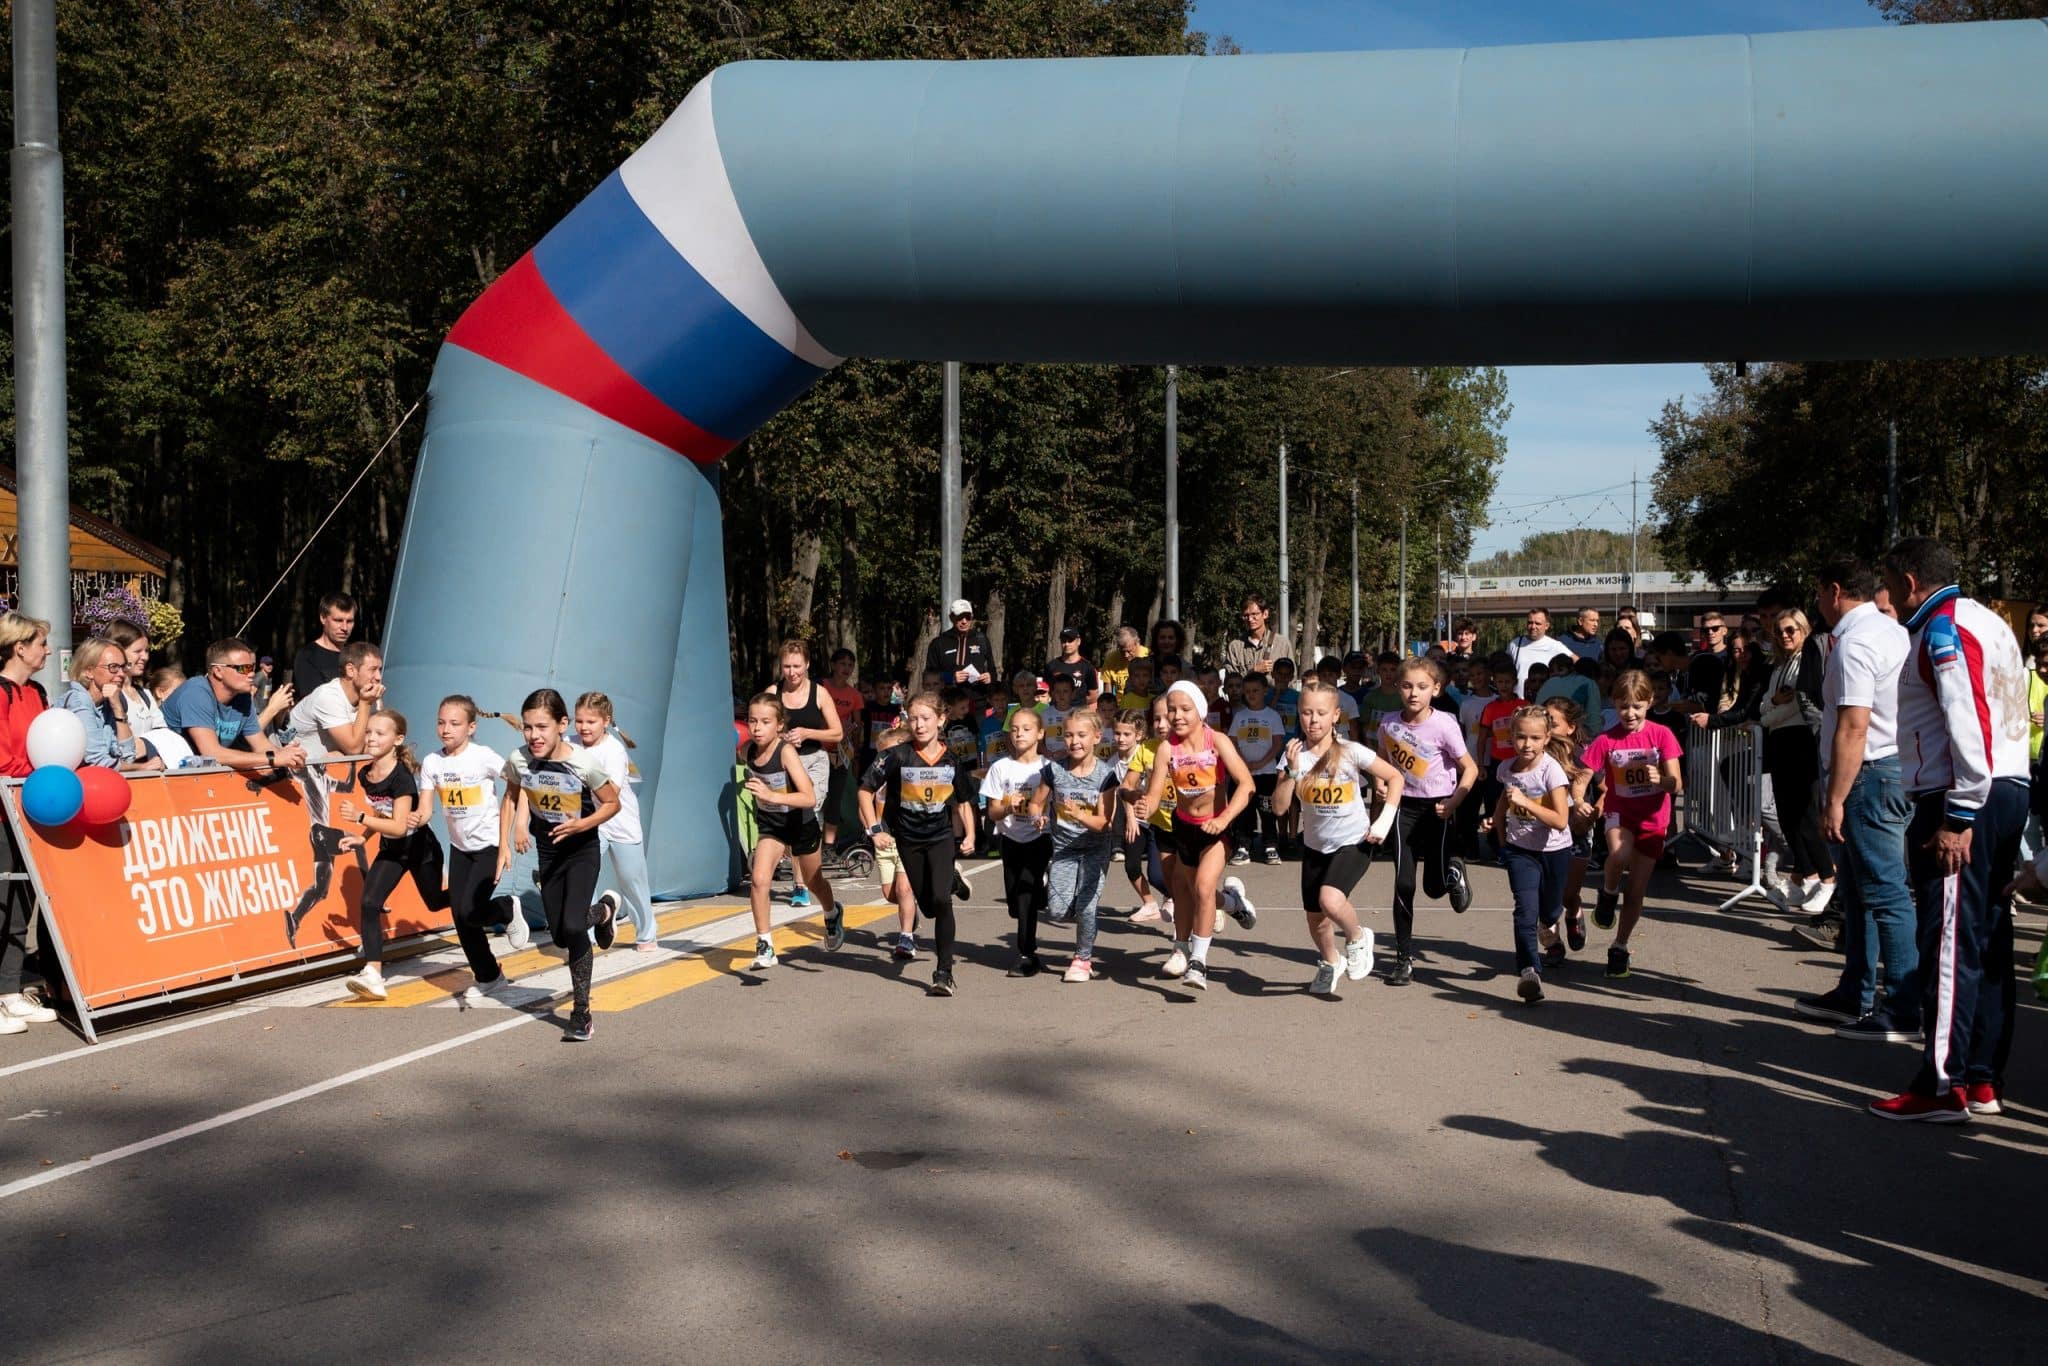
xmin=3 ymin=766 xmax=447 ymax=1011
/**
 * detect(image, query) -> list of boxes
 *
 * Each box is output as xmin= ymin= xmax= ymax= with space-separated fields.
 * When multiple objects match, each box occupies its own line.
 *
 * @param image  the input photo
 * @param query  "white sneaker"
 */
xmin=344 ymin=968 xmax=388 ymax=1001
xmin=1788 ymin=878 xmax=1818 ymax=906
xmin=1063 ymin=958 xmax=1094 ymax=983
xmin=500 ymin=898 xmax=531 ymax=951
xmin=1802 ymin=881 xmax=1835 ymax=916
xmin=1343 ymin=929 xmax=1376 ymax=981
xmin=0 ymin=1013 xmax=24 ymax=1035
xmin=1162 ymin=947 xmax=1189 ymax=978
xmin=1183 ymin=958 xmax=1208 ymax=991
xmin=1310 ymin=960 xmax=1341 ymax=997
xmin=751 ymin=937 xmax=778 ymax=969
xmin=0 ymin=992 xmax=57 ymax=1024
xmin=1131 ymin=900 xmax=1164 ymax=924
xmin=459 ymin=975 xmax=515 ymax=1008
xmin=1222 ymin=877 xmax=1257 ymax=931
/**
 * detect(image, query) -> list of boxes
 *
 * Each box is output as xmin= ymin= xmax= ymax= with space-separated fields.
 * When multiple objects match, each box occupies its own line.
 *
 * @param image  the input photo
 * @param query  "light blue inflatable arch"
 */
xmin=384 ymin=20 xmax=2048 ymax=896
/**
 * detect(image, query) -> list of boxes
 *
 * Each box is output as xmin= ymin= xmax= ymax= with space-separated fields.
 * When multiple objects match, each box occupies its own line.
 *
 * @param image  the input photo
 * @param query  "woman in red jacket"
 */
xmin=0 ymin=611 xmax=55 ymax=1035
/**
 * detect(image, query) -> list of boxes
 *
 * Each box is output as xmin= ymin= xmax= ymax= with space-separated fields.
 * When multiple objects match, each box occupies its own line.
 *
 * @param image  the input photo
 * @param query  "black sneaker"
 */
xmin=1517 ymin=969 xmax=1544 ymax=1004
xmin=1566 ymin=908 xmax=1587 ymax=953
xmin=1592 ymin=889 xmax=1619 ymax=931
xmin=1794 ymin=916 xmax=1843 ymax=952
xmin=928 ymin=970 xmax=956 ymax=997
xmin=1835 ymin=1011 xmax=1923 ymax=1044
xmin=1792 ymin=990 xmax=1861 ymax=1025
xmin=1385 ymin=953 xmax=1414 ymax=987
xmin=952 ymin=872 xmax=972 ymax=903
xmin=1445 ymin=859 xmax=1472 ymax=914
xmin=1604 ymin=945 xmax=1632 ymax=979
xmin=823 ymin=911 xmax=845 ymax=952
xmin=1007 ymin=955 xmax=1042 ymax=978
xmin=592 ymin=892 xmax=618 ymax=951
xmin=891 ymin=933 xmax=917 ymax=962
xmin=1543 ymin=940 xmax=1567 ymax=969
xmin=563 ymin=1011 xmax=594 ymax=1043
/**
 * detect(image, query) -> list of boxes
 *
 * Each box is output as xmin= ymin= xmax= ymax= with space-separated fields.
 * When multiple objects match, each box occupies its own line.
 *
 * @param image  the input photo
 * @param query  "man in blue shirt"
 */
xmin=160 ymin=637 xmax=307 ymax=773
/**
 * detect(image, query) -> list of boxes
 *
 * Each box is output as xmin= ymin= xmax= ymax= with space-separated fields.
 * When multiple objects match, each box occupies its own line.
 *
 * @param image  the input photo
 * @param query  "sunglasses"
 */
xmin=217 ymin=661 xmax=258 ymax=675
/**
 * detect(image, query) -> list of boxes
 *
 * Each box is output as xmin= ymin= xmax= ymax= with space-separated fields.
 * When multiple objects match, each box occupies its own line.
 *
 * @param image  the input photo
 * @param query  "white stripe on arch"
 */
xmin=619 ymin=73 xmax=840 ymax=370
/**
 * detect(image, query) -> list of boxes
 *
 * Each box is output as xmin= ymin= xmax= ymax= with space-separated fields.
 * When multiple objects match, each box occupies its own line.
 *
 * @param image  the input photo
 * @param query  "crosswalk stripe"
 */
xmin=331 ymin=902 xmax=755 ymax=1008
xmin=590 ymin=903 xmax=899 ymax=1012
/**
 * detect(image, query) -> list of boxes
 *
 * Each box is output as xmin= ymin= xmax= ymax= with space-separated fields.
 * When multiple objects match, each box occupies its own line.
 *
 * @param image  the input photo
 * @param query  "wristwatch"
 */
xmin=866 ymin=821 xmax=888 ymax=836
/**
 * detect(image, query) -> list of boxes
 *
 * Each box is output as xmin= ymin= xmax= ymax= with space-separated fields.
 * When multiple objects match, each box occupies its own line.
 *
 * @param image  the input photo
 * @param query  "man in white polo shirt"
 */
xmin=1793 ymin=558 xmax=1916 ymax=1049
xmin=1508 ymin=608 xmax=1576 ymax=696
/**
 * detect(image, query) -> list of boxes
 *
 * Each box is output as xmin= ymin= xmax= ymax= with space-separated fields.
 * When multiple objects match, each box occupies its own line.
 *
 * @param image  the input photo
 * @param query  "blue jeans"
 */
xmin=1831 ymin=756 xmax=1918 ymax=1020
xmin=601 ymin=839 xmax=659 ymax=942
xmin=1502 ymin=843 xmax=1570 ymax=974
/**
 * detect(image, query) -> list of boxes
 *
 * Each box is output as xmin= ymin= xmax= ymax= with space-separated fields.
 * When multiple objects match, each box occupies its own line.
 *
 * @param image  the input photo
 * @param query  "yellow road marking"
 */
xmin=590 ymin=903 xmax=899 ymax=1013
xmin=332 ymin=902 xmax=755 ymax=1008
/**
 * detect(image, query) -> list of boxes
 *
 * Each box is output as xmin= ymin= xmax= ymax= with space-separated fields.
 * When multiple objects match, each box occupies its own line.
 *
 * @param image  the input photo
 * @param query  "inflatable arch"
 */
xmin=384 ymin=20 xmax=2048 ymax=895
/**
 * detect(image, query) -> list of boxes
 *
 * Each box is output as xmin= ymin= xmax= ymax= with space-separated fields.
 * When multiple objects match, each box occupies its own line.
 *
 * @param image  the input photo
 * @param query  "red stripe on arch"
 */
xmin=446 ymin=253 xmax=733 ymax=466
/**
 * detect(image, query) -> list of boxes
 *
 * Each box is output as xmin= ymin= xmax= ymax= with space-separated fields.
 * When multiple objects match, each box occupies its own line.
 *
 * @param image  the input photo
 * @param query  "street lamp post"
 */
xmin=1349 ymin=479 xmax=1360 ymax=653
xmin=1277 ymin=436 xmax=1290 ymax=643
xmin=1165 ymin=364 xmax=1179 ymax=620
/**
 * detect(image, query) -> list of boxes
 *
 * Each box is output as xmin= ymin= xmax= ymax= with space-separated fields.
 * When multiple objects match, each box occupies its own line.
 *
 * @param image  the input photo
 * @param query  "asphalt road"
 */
xmin=1 ymin=850 xmax=2043 ymax=1364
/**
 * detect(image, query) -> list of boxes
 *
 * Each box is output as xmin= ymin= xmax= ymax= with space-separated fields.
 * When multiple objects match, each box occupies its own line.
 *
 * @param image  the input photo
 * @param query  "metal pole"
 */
xmin=1164 ymin=365 xmax=1179 ymax=620
xmin=13 ymin=0 xmax=69 ymax=689
xmin=1885 ymin=421 xmax=1899 ymax=547
xmin=1629 ymin=469 xmax=1638 ymax=612
xmin=1396 ymin=505 xmax=1408 ymax=655
xmin=940 ymin=361 xmax=961 ymax=610
xmin=1277 ymin=437 xmax=1290 ymax=644
xmin=1349 ymin=479 xmax=1360 ymax=652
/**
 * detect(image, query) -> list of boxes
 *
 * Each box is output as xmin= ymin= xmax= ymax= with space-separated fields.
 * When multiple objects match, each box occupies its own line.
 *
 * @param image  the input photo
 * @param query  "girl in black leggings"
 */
xmin=496 ymin=688 xmax=621 ymax=1041
xmin=859 ymin=691 xmax=975 ymax=996
xmin=335 ymin=711 xmax=448 ymax=1001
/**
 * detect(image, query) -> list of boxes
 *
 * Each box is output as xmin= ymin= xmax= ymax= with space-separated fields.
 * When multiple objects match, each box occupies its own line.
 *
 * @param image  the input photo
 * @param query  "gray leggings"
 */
xmin=1046 ymin=842 xmax=1112 ymax=957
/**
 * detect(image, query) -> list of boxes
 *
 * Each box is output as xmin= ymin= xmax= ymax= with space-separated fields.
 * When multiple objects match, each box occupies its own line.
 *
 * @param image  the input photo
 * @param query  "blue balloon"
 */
xmin=23 ymin=764 xmax=84 ymax=827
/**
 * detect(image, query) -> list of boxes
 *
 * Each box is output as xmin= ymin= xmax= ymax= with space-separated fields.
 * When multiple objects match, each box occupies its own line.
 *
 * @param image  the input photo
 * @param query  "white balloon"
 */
xmin=26 ymin=706 xmax=87 ymax=770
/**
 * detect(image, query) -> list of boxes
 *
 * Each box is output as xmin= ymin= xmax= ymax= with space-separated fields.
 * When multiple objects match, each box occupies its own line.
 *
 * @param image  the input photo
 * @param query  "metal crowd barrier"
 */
xmin=1678 ymin=721 xmax=1768 ymax=911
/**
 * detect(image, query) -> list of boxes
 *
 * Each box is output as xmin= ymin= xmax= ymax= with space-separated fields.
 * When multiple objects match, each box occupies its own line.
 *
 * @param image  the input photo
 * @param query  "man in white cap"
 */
xmin=925 ymin=598 xmax=997 ymax=697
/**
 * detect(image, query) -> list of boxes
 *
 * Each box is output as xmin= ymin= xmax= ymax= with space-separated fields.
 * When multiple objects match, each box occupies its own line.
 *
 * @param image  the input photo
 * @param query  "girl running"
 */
xmin=1574 ymin=669 xmax=1683 ymax=980
xmin=1029 ymin=708 xmax=1121 ymax=982
xmin=1543 ymin=696 xmax=1595 ymax=959
xmin=335 ymin=711 xmax=450 ymax=1002
xmin=1487 ymin=705 xmax=1573 ymax=1005
xmin=865 ymin=724 xmax=923 ymax=961
xmin=741 ymin=692 xmax=831 ymax=970
xmin=859 ymin=692 xmax=975 ymax=996
xmin=777 ymin=639 xmax=843 ymax=911
xmin=981 ymin=707 xmax=1052 ymax=977
xmin=1272 ymin=680 xmax=1401 ymax=997
xmin=575 ymin=692 xmax=667 ymax=955
xmin=1109 ymin=709 xmax=1163 ymax=917
xmin=416 ymin=696 xmax=525 ymax=1006
xmin=1121 ymin=695 xmax=1177 ymax=927
xmin=1132 ymin=680 xmax=1257 ymax=992
xmin=1376 ymin=657 xmax=1479 ymax=986
xmin=495 ymin=688 xmax=621 ymax=1041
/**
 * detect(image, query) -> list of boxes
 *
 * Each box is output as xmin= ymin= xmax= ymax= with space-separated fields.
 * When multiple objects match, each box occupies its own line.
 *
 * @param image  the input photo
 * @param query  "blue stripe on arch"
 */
xmin=532 ymin=172 xmax=824 ymax=442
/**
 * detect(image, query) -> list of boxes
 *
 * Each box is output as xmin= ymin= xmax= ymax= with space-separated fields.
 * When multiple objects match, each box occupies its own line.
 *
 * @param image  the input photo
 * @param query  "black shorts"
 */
xmin=1301 ymin=842 xmax=1372 ymax=910
xmin=759 ymin=815 xmax=822 ymax=857
xmin=1172 ymin=811 xmax=1232 ymax=865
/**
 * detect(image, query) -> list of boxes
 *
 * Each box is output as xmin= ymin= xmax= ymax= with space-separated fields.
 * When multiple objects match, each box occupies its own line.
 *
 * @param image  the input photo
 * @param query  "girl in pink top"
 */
xmin=1375 ymin=658 xmax=1479 ymax=985
xmin=1573 ymin=669 xmax=1684 ymax=980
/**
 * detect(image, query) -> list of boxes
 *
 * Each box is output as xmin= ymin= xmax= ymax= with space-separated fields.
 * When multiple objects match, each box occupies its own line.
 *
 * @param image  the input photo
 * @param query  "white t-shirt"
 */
xmin=1039 ymin=705 xmax=1071 ymax=759
xmin=419 ymin=744 xmax=506 ymax=853
xmin=980 ymin=756 xmax=1050 ymax=843
xmin=288 ymin=679 xmax=362 ymax=827
xmin=1229 ymin=707 xmax=1285 ymax=775
xmin=1458 ymin=691 xmax=1492 ymax=758
xmin=1290 ymin=740 xmax=1390 ymax=853
xmin=583 ymin=734 xmax=643 ymax=845
xmin=1823 ymin=599 xmax=1909 ymax=771
xmin=1510 ymin=635 xmax=1577 ymax=692
xmin=1496 ymin=754 xmax=1572 ymax=853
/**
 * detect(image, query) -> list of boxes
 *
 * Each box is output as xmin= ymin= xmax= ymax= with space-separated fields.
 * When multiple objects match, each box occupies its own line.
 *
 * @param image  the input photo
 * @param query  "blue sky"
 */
xmin=1190 ymin=0 xmax=1888 ymax=555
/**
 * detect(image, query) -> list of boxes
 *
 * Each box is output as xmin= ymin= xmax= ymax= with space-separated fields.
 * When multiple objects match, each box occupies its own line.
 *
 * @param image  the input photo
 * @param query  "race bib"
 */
xmin=1608 ymin=749 xmax=1661 ymax=798
xmin=1301 ymin=778 xmax=1356 ymax=811
xmin=524 ymin=782 xmax=580 ymax=823
xmin=1491 ymin=716 xmax=1512 ymax=746
xmin=1057 ymin=795 xmax=1100 ymax=822
xmin=1379 ymin=728 xmax=1430 ymax=779
xmin=438 ymin=782 xmax=484 ymax=810
xmin=1170 ymin=753 xmax=1217 ymax=797
xmin=1234 ymin=724 xmax=1272 ymax=746
xmin=899 ymin=765 xmax=954 ymax=812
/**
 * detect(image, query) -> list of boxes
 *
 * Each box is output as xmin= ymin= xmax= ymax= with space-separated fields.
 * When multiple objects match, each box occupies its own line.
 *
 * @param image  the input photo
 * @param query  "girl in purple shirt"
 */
xmin=1375 ymin=659 xmax=1480 ymax=985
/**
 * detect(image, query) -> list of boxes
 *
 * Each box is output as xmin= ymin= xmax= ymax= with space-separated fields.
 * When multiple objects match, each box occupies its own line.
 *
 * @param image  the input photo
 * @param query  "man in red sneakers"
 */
xmin=1868 ymin=538 xmax=2030 ymax=1124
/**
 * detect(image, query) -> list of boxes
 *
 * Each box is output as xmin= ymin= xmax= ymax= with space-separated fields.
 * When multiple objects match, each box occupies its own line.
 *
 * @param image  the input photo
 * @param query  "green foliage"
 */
xmin=5 ymin=0 xmax=1504 ymax=686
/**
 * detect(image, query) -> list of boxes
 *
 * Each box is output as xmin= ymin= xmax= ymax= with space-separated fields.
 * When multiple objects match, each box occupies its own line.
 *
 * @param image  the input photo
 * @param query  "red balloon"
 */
xmin=76 ymin=766 xmax=134 ymax=828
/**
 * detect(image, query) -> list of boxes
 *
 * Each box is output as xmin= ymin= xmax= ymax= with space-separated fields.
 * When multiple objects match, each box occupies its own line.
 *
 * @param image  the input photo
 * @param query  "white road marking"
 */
xmin=0 ymin=1013 xmax=535 ymax=1202
xmin=0 ymin=1006 xmax=269 ymax=1081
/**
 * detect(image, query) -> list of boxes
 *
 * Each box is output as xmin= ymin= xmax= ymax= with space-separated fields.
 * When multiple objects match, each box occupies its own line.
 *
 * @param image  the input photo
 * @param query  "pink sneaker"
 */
xmin=1063 ymin=957 xmax=1094 ymax=983
xmin=635 ymin=939 xmax=660 ymax=955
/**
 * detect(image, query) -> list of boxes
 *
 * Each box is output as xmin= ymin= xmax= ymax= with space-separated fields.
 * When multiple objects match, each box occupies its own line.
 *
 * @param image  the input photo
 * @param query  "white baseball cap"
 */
xmin=948 ymin=599 xmax=973 ymax=617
